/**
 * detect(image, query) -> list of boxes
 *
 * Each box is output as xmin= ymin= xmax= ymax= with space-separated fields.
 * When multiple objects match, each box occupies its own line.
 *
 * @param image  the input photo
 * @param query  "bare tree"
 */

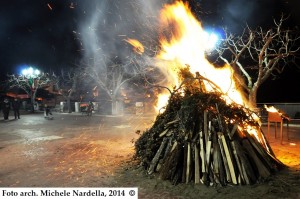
xmin=82 ymin=54 xmax=146 ymax=115
xmin=214 ymin=16 xmax=300 ymax=108
xmin=7 ymin=72 xmax=58 ymax=112
xmin=55 ymin=68 xmax=82 ymax=113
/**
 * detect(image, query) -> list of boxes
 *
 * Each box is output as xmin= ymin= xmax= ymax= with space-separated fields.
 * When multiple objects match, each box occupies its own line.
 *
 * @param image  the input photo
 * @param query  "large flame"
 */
xmin=155 ymin=1 xmax=246 ymax=111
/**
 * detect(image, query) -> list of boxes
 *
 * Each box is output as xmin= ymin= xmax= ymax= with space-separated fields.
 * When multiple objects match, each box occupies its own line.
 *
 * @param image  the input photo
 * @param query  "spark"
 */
xmin=69 ymin=2 xmax=75 ymax=9
xmin=47 ymin=3 xmax=53 ymax=11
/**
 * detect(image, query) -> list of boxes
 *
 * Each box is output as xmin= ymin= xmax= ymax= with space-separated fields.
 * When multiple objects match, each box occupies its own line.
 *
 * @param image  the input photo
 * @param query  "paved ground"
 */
xmin=0 ymin=110 xmax=300 ymax=198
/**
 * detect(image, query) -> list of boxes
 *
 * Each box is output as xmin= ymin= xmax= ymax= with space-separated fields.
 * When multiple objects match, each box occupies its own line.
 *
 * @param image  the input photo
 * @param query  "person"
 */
xmin=44 ymin=104 xmax=53 ymax=118
xmin=12 ymin=98 xmax=21 ymax=119
xmin=2 ymin=98 xmax=11 ymax=120
xmin=87 ymin=101 xmax=94 ymax=116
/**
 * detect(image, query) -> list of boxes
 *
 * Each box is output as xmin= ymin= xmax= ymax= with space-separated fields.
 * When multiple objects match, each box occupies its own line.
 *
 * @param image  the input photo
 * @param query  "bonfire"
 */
xmin=134 ymin=68 xmax=284 ymax=186
xmin=130 ymin=1 xmax=284 ymax=186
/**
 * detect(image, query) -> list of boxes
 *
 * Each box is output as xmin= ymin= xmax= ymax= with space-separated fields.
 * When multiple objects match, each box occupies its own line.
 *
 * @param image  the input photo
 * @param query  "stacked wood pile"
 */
xmin=135 ymin=72 xmax=284 ymax=186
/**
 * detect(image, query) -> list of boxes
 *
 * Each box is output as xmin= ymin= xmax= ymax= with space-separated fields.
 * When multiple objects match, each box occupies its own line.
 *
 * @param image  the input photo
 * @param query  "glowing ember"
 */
xmin=156 ymin=1 xmax=246 ymax=110
xmin=47 ymin=3 xmax=53 ymax=11
xmin=125 ymin=38 xmax=144 ymax=55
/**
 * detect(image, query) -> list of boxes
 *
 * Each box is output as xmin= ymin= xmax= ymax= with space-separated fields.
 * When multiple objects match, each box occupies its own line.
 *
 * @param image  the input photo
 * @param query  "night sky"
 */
xmin=0 ymin=0 xmax=300 ymax=102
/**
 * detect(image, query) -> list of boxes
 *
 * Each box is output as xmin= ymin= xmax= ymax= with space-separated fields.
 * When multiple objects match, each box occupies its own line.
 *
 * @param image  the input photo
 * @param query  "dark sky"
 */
xmin=0 ymin=0 xmax=300 ymax=102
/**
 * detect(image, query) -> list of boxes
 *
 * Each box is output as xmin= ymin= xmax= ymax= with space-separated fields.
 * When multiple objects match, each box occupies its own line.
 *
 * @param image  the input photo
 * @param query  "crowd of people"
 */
xmin=1 ymin=98 xmax=96 ymax=120
xmin=0 ymin=97 xmax=21 ymax=121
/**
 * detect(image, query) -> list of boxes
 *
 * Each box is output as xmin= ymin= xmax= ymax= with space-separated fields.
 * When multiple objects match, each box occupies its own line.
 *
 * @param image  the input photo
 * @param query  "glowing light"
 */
xmin=21 ymin=66 xmax=40 ymax=77
xmin=203 ymin=31 xmax=219 ymax=51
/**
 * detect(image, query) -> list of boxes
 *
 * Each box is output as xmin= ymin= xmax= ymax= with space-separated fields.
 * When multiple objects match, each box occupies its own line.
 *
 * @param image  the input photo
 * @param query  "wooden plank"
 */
xmin=231 ymin=140 xmax=244 ymax=184
xmin=229 ymin=124 xmax=238 ymax=140
xmin=159 ymin=129 xmax=169 ymax=137
xmin=186 ymin=142 xmax=191 ymax=184
xmin=204 ymin=111 xmax=208 ymax=144
xmin=182 ymin=142 xmax=188 ymax=183
xmin=245 ymin=132 xmax=283 ymax=170
xmin=199 ymin=131 xmax=206 ymax=173
xmin=242 ymin=139 xmax=271 ymax=179
xmin=148 ymin=137 xmax=168 ymax=175
xmin=218 ymin=132 xmax=231 ymax=183
xmin=213 ymin=131 xmax=225 ymax=185
xmin=194 ymin=144 xmax=200 ymax=184
xmin=221 ymin=135 xmax=237 ymax=184
xmin=159 ymin=144 xmax=180 ymax=181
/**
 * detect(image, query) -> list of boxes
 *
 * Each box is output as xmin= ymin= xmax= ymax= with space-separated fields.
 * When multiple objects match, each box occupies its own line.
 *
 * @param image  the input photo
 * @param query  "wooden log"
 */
xmin=194 ymin=144 xmax=200 ymax=184
xmin=171 ymin=146 xmax=184 ymax=185
xmin=206 ymin=126 xmax=214 ymax=184
xmin=186 ymin=142 xmax=191 ymax=184
xmin=159 ymin=143 xmax=180 ymax=181
xmin=212 ymin=131 xmax=219 ymax=175
xmin=215 ymin=103 xmax=224 ymax=132
xmin=229 ymin=123 xmax=238 ymax=140
xmin=199 ymin=131 xmax=206 ymax=173
xmin=165 ymin=119 xmax=180 ymax=127
xmin=234 ymin=139 xmax=257 ymax=184
xmin=148 ymin=137 xmax=168 ymax=175
xmin=242 ymin=139 xmax=271 ymax=179
xmin=162 ymin=137 xmax=173 ymax=160
xmin=221 ymin=135 xmax=237 ymax=184
xmin=218 ymin=132 xmax=231 ymax=183
xmin=257 ymin=128 xmax=285 ymax=170
xmin=258 ymin=126 xmax=276 ymax=157
xmin=204 ymin=111 xmax=208 ymax=144
xmin=182 ymin=142 xmax=188 ymax=183
xmin=231 ymin=140 xmax=244 ymax=184
xmin=159 ymin=129 xmax=169 ymax=137
xmin=157 ymin=138 xmax=173 ymax=173
xmin=244 ymin=131 xmax=284 ymax=170
xmin=205 ymin=133 xmax=212 ymax=174
xmin=213 ymin=131 xmax=224 ymax=185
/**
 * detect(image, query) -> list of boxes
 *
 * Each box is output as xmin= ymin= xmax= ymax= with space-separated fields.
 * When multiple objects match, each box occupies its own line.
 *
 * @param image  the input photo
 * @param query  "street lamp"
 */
xmin=21 ymin=66 xmax=41 ymax=112
xmin=203 ymin=31 xmax=220 ymax=51
xmin=21 ymin=66 xmax=40 ymax=77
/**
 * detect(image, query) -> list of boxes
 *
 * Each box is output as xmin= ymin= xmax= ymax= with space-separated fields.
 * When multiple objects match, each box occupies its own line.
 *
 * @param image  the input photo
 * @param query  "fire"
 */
xmin=264 ymin=105 xmax=279 ymax=113
xmin=156 ymin=1 xmax=246 ymax=110
xmin=125 ymin=38 xmax=144 ymax=55
xmin=155 ymin=93 xmax=169 ymax=113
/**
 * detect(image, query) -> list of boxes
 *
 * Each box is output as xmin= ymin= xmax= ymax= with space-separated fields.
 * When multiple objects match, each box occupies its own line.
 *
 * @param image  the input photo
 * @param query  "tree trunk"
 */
xmin=111 ymin=97 xmax=123 ymax=115
xmin=30 ymin=90 xmax=35 ymax=113
xmin=66 ymin=97 xmax=71 ymax=113
xmin=248 ymin=85 xmax=258 ymax=110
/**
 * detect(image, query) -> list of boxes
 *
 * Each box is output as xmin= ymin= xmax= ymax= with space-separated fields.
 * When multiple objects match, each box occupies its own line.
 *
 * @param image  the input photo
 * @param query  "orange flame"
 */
xmin=125 ymin=38 xmax=145 ymax=55
xmin=264 ymin=105 xmax=279 ymax=113
xmin=154 ymin=2 xmax=247 ymax=111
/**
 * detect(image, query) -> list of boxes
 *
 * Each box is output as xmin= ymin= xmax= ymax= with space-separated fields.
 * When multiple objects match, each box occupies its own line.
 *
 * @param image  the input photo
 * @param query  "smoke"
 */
xmin=79 ymin=0 xmax=167 ymax=67
xmin=194 ymin=0 xmax=286 ymax=33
